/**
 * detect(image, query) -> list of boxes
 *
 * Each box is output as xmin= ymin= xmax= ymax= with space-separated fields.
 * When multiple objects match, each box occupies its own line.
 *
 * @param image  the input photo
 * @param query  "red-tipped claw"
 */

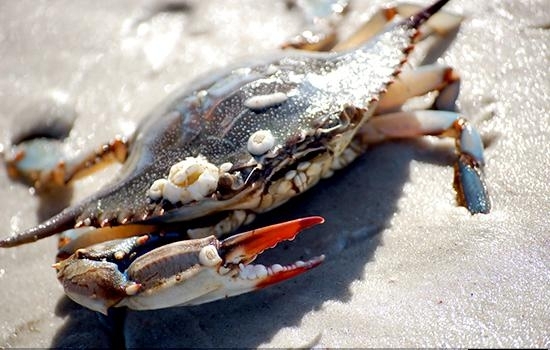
xmin=122 ymin=216 xmax=326 ymax=309
xmin=55 ymin=216 xmax=325 ymax=312
xmin=220 ymin=216 xmax=325 ymax=290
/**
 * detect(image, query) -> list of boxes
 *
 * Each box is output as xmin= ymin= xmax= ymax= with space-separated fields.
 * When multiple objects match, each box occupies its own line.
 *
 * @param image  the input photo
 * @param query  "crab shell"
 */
xmin=5 ymin=12 xmax=422 ymax=253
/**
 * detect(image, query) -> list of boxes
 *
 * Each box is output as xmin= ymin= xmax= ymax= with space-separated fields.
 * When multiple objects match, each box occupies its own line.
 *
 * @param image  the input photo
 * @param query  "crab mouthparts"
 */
xmin=220 ymin=216 xmax=325 ymax=288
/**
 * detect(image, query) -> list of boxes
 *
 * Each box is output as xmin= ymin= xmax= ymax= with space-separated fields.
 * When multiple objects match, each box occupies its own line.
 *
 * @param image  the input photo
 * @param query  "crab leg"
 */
xmin=376 ymin=64 xmax=460 ymax=114
xmin=281 ymin=0 xmax=348 ymax=51
xmin=54 ymin=217 xmax=325 ymax=313
xmin=5 ymin=136 xmax=129 ymax=188
xmin=283 ymin=1 xmax=461 ymax=52
xmin=360 ymin=110 xmax=490 ymax=214
xmin=332 ymin=2 xmax=462 ymax=51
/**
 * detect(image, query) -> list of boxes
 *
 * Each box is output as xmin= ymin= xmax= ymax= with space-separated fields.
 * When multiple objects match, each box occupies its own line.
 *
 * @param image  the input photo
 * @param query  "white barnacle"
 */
xmin=244 ymin=92 xmax=288 ymax=110
xmin=147 ymin=179 xmax=167 ymax=200
xmin=247 ymin=129 xmax=275 ymax=156
xmin=219 ymin=162 xmax=233 ymax=173
xmin=147 ymin=156 xmax=220 ymax=204
xmin=199 ymin=245 xmax=222 ymax=267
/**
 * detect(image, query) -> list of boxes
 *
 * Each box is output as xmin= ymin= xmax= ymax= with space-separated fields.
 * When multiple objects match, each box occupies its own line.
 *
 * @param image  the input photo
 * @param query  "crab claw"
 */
xmin=55 ymin=217 xmax=325 ymax=313
xmin=122 ymin=216 xmax=325 ymax=310
xmin=218 ymin=215 xmax=326 ymax=291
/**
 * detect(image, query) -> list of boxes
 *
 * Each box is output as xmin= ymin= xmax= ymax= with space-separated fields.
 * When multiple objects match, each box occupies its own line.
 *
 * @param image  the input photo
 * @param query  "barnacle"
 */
xmin=147 ymin=156 xmax=220 ymax=204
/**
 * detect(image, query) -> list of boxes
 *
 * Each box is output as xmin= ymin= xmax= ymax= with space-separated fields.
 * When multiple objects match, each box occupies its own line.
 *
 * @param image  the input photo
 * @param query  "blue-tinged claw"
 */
xmin=358 ymin=110 xmax=491 ymax=214
xmin=5 ymin=132 xmax=128 ymax=190
xmin=456 ymin=119 xmax=490 ymax=214
xmin=459 ymin=123 xmax=485 ymax=166
xmin=455 ymin=155 xmax=490 ymax=214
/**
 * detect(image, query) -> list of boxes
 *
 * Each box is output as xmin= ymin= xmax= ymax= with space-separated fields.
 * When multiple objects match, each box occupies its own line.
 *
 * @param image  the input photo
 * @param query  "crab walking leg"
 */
xmin=332 ymin=3 xmax=462 ymax=51
xmin=376 ymin=64 xmax=460 ymax=114
xmin=6 ymin=136 xmax=129 ymax=188
xmin=360 ymin=110 xmax=490 ymax=214
xmin=281 ymin=0 xmax=348 ymax=51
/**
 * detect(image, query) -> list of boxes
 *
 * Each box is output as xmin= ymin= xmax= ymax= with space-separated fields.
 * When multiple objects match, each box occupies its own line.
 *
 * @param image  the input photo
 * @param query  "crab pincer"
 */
xmin=53 ymin=217 xmax=324 ymax=314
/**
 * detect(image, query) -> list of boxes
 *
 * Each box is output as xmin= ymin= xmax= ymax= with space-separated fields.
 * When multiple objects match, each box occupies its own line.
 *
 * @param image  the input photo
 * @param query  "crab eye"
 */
xmin=199 ymin=245 xmax=222 ymax=267
xmin=247 ymin=129 xmax=275 ymax=156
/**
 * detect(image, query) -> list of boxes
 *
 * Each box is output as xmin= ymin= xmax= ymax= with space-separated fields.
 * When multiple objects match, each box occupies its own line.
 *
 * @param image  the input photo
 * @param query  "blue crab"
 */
xmin=0 ymin=0 xmax=489 ymax=314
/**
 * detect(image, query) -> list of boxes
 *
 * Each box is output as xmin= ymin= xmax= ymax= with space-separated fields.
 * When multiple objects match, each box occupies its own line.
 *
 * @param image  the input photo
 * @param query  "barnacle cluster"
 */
xmin=147 ymin=156 xmax=220 ymax=204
